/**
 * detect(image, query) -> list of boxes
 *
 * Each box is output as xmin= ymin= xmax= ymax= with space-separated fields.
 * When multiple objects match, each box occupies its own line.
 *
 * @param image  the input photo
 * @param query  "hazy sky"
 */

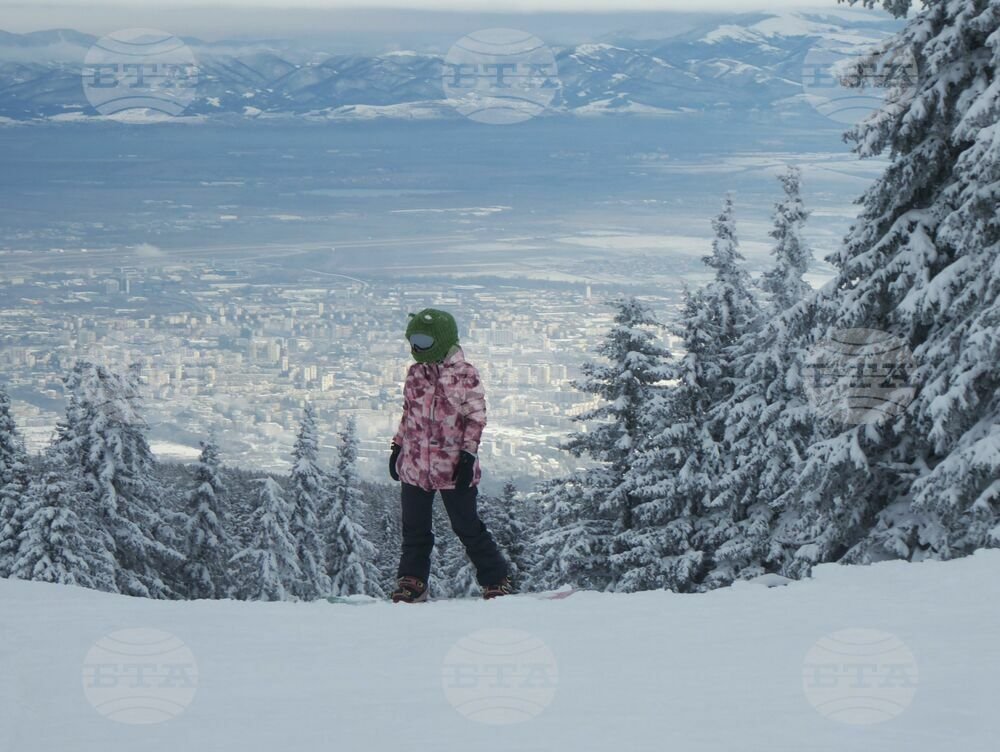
xmin=4 ymin=0 xmax=837 ymax=10
xmin=0 ymin=0 xmax=876 ymax=40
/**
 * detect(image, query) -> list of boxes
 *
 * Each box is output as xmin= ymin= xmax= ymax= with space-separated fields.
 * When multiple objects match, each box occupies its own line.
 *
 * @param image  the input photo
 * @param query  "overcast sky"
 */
xmin=0 ymin=1 xmax=874 ymax=40
xmin=5 ymin=0 xmax=836 ymax=10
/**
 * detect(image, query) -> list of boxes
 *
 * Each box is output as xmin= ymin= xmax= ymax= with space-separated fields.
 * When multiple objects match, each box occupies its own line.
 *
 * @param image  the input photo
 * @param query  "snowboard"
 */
xmin=325 ymin=595 xmax=380 ymax=606
xmin=325 ymin=587 xmax=580 ymax=606
xmin=532 ymin=587 xmax=579 ymax=600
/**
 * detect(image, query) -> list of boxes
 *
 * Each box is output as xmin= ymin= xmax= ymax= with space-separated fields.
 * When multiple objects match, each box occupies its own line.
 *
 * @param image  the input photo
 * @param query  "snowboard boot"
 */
xmin=482 ymin=576 xmax=513 ymax=600
xmin=391 ymin=576 xmax=428 ymax=604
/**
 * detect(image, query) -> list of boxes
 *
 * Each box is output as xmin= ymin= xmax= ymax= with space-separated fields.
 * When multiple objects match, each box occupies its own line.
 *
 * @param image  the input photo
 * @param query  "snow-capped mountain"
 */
xmin=0 ymin=10 xmax=901 ymax=121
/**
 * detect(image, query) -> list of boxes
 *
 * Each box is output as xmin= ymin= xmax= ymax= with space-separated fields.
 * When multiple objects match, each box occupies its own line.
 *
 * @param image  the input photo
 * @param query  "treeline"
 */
xmin=0 ymin=371 xmax=535 ymax=600
xmin=530 ymin=0 xmax=1000 ymax=590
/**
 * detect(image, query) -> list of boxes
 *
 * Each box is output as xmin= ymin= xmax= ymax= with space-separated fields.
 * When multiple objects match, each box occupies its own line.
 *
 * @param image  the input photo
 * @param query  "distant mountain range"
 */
xmin=0 ymin=10 xmax=901 ymax=122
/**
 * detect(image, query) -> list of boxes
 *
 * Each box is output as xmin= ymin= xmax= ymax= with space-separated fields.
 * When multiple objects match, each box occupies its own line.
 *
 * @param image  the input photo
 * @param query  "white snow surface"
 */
xmin=2 ymin=550 xmax=998 ymax=751
xmin=699 ymin=11 xmax=877 ymax=45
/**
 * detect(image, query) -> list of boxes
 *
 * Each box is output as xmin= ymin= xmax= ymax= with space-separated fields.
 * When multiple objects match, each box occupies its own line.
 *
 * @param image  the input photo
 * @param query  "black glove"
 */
xmin=452 ymin=451 xmax=476 ymax=492
xmin=389 ymin=442 xmax=402 ymax=482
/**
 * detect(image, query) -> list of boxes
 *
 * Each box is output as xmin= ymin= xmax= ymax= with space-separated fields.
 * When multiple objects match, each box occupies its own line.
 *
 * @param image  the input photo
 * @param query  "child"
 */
xmin=388 ymin=308 xmax=511 ymax=602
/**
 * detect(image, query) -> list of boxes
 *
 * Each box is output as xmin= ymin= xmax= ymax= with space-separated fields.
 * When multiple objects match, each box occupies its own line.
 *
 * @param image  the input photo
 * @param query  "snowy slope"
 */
xmin=3 ymin=551 xmax=998 ymax=752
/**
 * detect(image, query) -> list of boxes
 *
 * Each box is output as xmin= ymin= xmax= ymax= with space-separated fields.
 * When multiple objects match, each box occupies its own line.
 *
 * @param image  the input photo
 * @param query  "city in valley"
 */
xmin=0 ymin=94 xmax=867 ymax=489
xmin=0 ymin=257 xmax=663 ymax=487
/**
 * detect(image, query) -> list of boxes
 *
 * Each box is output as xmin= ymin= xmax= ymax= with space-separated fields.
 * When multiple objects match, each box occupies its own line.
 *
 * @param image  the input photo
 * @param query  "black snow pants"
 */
xmin=397 ymin=482 xmax=508 ymax=587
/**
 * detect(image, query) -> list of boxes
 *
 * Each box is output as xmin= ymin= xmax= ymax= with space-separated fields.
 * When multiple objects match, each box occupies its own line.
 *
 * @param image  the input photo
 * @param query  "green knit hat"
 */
xmin=405 ymin=308 xmax=459 ymax=363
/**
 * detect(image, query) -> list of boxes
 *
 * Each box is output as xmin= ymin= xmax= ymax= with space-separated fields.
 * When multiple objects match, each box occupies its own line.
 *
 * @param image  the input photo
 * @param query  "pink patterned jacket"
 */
xmin=392 ymin=346 xmax=486 ymax=491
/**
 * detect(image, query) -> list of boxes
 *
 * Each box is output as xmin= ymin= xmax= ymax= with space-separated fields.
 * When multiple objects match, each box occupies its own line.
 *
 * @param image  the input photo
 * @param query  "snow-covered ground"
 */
xmin=3 ymin=551 xmax=997 ymax=752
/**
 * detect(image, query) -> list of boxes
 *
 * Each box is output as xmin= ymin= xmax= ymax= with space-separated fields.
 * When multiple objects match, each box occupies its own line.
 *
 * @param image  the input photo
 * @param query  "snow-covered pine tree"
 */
xmin=444 ymin=546 xmax=481 ymax=598
xmin=287 ymin=405 xmax=331 ymax=600
xmin=230 ymin=476 xmax=301 ymax=601
xmin=371 ymin=490 xmax=401 ymax=593
xmin=785 ymin=0 xmax=1000 ymax=572
xmin=0 ymin=386 xmax=29 ymax=578
xmin=54 ymin=362 xmax=183 ymax=597
xmin=486 ymin=481 xmax=531 ymax=588
xmin=530 ymin=476 xmax=611 ymax=591
xmin=533 ymin=298 xmax=670 ymax=591
xmin=701 ymin=193 xmax=761 ymax=355
xmin=621 ymin=197 xmax=760 ymax=592
xmin=180 ymin=438 xmax=232 ymax=599
xmin=12 ymin=470 xmax=117 ymax=588
xmin=324 ymin=418 xmax=383 ymax=597
xmin=759 ymin=167 xmax=813 ymax=312
xmin=688 ymin=195 xmax=764 ymax=586
xmin=621 ymin=289 xmax=717 ymax=592
xmin=706 ymin=170 xmax=819 ymax=585
xmin=225 ymin=465 xmax=259 ymax=549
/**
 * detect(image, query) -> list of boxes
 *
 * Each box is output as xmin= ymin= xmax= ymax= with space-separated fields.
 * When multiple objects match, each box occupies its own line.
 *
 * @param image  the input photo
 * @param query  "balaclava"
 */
xmin=405 ymin=308 xmax=459 ymax=363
